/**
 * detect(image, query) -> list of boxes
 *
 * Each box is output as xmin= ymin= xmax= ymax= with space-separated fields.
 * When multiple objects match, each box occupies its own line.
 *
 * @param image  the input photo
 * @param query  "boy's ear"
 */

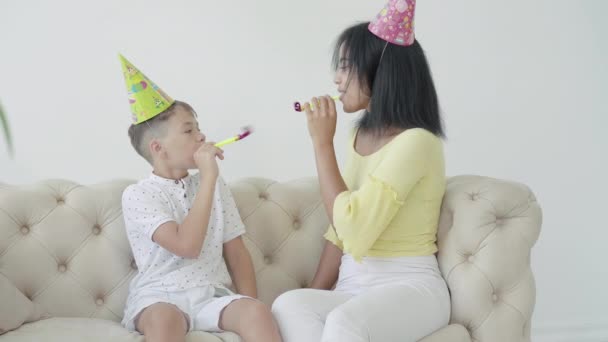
xmin=149 ymin=139 xmax=162 ymax=157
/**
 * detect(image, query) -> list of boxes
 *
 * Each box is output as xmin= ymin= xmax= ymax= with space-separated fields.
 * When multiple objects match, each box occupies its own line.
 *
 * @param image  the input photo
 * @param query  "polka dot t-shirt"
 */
xmin=122 ymin=173 xmax=246 ymax=294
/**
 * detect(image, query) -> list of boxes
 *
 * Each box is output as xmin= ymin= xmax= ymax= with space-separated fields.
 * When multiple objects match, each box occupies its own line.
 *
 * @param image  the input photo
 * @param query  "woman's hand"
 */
xmin=303 ymin=95 xmax=337 ymax=147
xmin=302 ymin=96 xmax=347 ymax=225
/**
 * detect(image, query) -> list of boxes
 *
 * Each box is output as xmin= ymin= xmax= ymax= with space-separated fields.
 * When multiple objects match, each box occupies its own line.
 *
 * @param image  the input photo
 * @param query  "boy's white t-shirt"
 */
xmin=122 ymin=172 xmax=246 ymax=295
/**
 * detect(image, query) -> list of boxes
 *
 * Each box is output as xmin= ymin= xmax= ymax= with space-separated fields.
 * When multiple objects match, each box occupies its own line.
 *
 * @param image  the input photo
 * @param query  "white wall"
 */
xmin=1 ymin=0 xmax=606 ymax=340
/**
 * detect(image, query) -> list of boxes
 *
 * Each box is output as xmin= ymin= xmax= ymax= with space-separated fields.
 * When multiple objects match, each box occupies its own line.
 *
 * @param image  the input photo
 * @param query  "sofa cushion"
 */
xmin=0 ymin=317 xmax=241 ymax=342
xmin=419 ymin=324 xmax=472 ymax=342
xmin=0 ymin=273 xmax=47 ymax=335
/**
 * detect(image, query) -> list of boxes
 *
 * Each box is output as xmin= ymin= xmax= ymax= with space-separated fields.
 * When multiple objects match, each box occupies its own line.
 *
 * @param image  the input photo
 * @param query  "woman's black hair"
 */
xmin=332 ymin=22 xmax=445 ymax=138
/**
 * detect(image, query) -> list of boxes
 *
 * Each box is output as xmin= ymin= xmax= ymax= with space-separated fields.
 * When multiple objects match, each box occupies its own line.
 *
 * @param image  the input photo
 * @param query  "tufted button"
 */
xmin=495 ymin=218 xmax=504 ymax=226
xmin=56 ymin=198 xmax=65 ymax=205
xmin=469 ymin=192 xmax=479 ymax=201
xmin=263 ymin=256 xmax=273 ymax=265
xmin=58 ymin=264 xmax=67 ymax=273
xmin=465 ymin=254 xmax=474 ymax=262
xmin=258 ymin=192 xmax=268 ymax=200
xmin=293 ymin=219 xmax=301 ymax=230
xmin=492 ymin=293 xmax=499 ymax=302
xmin=95 ymin=298 xmax=104 ymax=306
xmin=92 ymin=224 xmax=101 ymax=235
xmin=20 ymin=225 xmax=30 ymax=235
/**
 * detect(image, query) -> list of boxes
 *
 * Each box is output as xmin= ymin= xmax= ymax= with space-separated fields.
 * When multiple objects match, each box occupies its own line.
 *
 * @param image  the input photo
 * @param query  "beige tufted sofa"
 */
xmin=0 ymin=175 xmax=541 ymax=342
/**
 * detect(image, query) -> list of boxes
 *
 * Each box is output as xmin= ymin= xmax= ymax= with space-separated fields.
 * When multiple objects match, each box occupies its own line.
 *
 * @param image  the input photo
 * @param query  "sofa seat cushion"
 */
xmin=419 ymin=324 xmax=472 ymax=342
xmin=0 ymin=317 xmax=241 ymax=342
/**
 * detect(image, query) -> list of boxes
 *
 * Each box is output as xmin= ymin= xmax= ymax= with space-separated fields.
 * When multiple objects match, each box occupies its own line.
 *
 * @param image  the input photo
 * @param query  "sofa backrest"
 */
xmin=0 ymin=178 xmax=328 ymax=323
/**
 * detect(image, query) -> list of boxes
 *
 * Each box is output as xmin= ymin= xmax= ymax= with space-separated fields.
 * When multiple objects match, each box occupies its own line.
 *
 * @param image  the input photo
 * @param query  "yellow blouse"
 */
xmin=324 ymin=128 xmax=446 ymax=261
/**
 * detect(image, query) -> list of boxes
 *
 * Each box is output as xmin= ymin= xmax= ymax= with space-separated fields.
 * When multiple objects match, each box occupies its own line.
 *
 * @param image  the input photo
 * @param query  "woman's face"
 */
xmin=334 ymin=45 xmax=371 ymax=113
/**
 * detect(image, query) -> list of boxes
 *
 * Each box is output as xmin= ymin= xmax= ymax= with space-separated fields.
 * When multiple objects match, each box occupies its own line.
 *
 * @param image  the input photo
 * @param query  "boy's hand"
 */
xmin=194 ymin=142 xmax=224 ymax=179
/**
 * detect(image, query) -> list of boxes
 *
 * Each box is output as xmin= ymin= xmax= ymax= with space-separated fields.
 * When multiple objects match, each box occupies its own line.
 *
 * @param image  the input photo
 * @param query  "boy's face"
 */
xmin=154 ymin=106 xmax=205 ymax=170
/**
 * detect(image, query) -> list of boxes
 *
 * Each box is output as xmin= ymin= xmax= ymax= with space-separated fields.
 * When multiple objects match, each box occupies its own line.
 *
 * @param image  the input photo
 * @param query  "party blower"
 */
xmin=214 ymin=126 xmax=253 ymax=148
xmin=293 ymin=95 xmax=340 ymax=112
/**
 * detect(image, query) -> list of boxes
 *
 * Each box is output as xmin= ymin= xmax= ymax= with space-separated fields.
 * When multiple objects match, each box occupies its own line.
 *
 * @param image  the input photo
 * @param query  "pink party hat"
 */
xmin=368 ymin=0 xmax=416 ymax=46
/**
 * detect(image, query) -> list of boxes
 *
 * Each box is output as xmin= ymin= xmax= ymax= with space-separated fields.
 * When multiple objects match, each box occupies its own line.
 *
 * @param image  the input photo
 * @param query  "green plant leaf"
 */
xmin=0 ymin=101 xmax=14 ymax=157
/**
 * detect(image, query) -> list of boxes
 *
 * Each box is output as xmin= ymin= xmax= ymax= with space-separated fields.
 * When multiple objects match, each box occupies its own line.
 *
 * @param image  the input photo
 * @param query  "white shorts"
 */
xmin=123 ymin=286 xmax=252 ymax=333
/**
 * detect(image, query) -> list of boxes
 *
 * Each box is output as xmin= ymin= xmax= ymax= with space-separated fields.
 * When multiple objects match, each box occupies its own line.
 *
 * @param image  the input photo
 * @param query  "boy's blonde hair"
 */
xmin=127 ymin=100 xmax=196 ymax=164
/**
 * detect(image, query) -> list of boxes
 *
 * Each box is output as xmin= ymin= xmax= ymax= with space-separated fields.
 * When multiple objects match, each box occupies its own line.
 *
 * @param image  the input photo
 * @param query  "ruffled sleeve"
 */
xmin=326 ymin=129 xmax=434 ymax=261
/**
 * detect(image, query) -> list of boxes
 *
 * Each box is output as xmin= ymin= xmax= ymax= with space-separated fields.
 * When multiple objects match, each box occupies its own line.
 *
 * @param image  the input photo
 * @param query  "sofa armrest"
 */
xmin=436 ymin=176 xmax=542 ymax=342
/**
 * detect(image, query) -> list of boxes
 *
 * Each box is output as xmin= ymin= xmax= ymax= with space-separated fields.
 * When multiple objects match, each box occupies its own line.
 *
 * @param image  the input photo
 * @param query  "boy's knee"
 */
xmin=139 ymin=303 xmax=188 ymax=335
xmin=243 ymin=299 xmax=273 ymax=321
xmin=223 ymin=299 xmax=275 ymax=335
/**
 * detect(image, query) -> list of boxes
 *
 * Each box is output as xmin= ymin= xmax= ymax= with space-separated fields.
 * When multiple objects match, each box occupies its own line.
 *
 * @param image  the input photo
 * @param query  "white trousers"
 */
xmin=271 ymin=255 xmax=450 ymax=342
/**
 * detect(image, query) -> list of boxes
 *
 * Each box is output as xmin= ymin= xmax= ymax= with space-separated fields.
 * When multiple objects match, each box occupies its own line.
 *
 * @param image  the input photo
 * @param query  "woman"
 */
xmin=272 ymin=1 xmax=450 ymax=341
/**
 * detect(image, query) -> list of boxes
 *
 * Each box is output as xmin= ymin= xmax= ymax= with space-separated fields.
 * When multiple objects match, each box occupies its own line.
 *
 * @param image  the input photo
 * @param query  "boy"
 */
xmin=118 ymin=55 xmax=281 ymax=342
